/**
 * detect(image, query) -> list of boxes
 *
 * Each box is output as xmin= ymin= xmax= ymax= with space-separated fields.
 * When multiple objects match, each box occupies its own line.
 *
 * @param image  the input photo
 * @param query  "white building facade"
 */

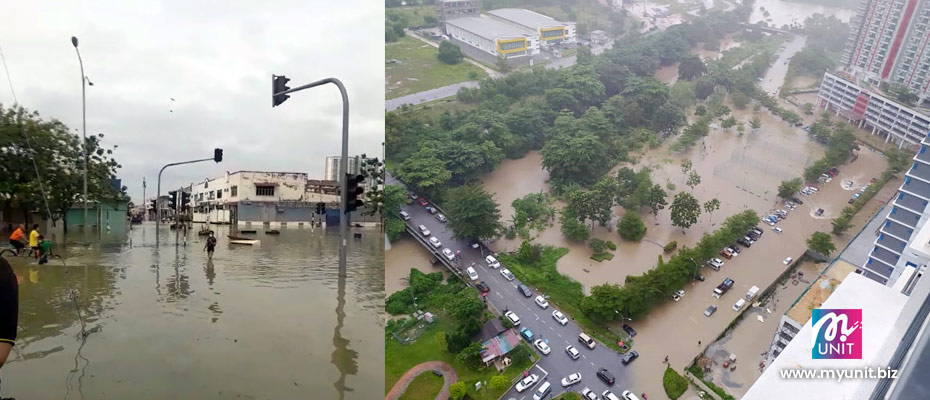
xmin=445 ymin=16 xmax=539 ymax=59
xmin=323 ymin=156 xmax=363 ymax=182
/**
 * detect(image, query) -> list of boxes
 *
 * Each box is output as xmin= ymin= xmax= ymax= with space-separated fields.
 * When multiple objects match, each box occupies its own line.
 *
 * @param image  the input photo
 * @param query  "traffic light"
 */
xmin=168 ymin=190 xmax=178 ymax=210
xmin=344 ymin=174 xmax=364 ymax=213
xmin=150 ymin=199 xmax=157 ymax=212
xmin=214 ymin=148 xmax=223 ymax=163
xmin=316 ymin=202 xmax=326 ymax=215
xmin=181 ymin=192 xmax=191 ymax=211
xmin=272 ymin=74 xmax=291 ymax=107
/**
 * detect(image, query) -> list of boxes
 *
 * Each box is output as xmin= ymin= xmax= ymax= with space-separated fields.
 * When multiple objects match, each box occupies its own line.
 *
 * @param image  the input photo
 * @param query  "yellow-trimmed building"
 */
xmin=444 ymin=16 xmax=539 ymax=59
xmin=487 ymin=8 xmax=576 ymax=48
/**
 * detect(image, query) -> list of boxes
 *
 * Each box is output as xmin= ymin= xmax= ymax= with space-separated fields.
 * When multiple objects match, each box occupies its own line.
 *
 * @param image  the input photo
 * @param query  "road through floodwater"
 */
xmin=1 ymin=223 xmax=384 ymax=400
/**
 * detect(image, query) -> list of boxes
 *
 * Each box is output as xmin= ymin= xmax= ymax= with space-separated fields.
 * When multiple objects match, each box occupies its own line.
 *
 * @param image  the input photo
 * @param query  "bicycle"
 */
xmin=0 ymin=242 xmax=30 ymax=258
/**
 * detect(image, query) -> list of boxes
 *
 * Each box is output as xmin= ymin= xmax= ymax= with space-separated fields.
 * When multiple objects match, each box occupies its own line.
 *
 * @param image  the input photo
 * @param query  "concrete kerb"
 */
xmin=684 ymin=370 xmax=724 ymax=400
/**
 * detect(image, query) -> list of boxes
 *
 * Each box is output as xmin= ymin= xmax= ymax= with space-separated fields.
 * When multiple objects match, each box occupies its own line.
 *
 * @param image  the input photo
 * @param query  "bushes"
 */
xmin=664 ymin=241 xmax=678 ymax=253
xmin=618 ymin=211 xmax=647 ymax=241
xmin=560 ymin=210 xmax=590 ymax=242
xmin=663 ymin=367 xmax=689 ymax=400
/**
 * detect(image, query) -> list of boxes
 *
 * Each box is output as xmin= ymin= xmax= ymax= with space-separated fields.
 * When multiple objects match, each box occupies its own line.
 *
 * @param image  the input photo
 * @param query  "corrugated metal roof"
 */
xmin=488 ymin=8 xmax=571 ymax=29
xmin=446 ymin=16 xmax=531 ymax=40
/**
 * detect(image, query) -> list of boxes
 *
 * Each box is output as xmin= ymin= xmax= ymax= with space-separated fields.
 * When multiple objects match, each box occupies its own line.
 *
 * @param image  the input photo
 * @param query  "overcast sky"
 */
xmin=0 ymin=1 xmax=384 ymax=205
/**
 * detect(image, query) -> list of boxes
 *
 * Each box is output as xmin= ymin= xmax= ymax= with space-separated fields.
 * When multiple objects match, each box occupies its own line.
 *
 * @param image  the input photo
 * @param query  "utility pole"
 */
xmin=142 ymin=177 xmax=147 ymax=222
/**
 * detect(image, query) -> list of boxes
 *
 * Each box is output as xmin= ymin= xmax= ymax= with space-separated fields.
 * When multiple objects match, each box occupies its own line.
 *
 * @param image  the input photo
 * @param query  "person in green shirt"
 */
xmin=37 ymin=235 xmax=53 ymax=265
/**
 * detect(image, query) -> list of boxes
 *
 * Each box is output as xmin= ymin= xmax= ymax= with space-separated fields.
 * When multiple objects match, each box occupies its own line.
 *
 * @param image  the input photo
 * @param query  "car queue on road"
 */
xmin=398 ymin=188 xmax=643 ymax=399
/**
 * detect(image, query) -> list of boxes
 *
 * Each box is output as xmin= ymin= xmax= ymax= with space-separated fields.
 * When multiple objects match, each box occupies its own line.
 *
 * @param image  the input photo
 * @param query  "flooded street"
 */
xmin=761 ymin=34 xmax=807 ymax=96
xmin=2 ymin=223 xmax=384 ymax=400
xmin=750 ymin=0 xmax=854 ymax=26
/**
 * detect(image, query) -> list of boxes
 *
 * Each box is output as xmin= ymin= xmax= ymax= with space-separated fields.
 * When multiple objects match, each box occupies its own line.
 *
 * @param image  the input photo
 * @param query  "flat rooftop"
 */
xmin=487 ymin=8 xmax=572 ymax=29
xmin=446 ymin=15 xmax=532 ymax=41
xmin=743 ymin=273 xmax=908 ymax=400
xmin=786 ymin=259 xmax=858 ymax=325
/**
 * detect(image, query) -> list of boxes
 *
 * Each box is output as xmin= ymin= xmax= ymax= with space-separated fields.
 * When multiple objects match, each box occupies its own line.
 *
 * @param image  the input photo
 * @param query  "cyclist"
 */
xmin=8 ymin=224 xmax=26 ymax=256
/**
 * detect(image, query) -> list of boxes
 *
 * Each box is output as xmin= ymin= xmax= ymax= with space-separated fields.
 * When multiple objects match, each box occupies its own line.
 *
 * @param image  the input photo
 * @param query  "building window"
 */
xmin=231 ymin=186 xmax=238 ymax=197
xmin=256 ymin=186 xmax=275 ymax=196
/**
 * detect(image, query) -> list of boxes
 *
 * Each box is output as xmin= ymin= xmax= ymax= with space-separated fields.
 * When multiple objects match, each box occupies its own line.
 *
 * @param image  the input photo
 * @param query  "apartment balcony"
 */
xmin=894 ymin=191 xmax=929 ymax=213
xmin=888 ymin=205 xmax=921 ymax=227
xmin=876 ymin=232 xmax=908 ymax=253
xmin=882 ymin=219 xmax=915 ymax=242
xmin=908 ymin=161 xmax=930 ymax=183
xmin=902 ymin=176 xmax=930 ymax=200
xmin=872 ymin=245 xmax=902 ymax=266
xmin=865 ymin=256 xmax=895 ymax=279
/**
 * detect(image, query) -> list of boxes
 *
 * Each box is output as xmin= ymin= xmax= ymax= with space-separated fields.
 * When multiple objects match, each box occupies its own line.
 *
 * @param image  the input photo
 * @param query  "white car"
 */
xmin=603 ymin=390 xmax=621 ymax=400
xmin=505 ymin=310 xmax=521 ymax=326
xmin=441 ymin=248 xmax=455 ymax=261
xmin=515 ymin=373 xmax=539 ymax=392
xmin=621 ymin=390 xmax=642 ymax=400
xmin=565 ymin=345 xmax=580 ymax=360
xmin=428 ymin=236 xmax=442 ymax=248
xmin=500 ymin=268 xmax=515 ymax=281
xmin=534 ymin=339 xmax=551 ymax=355
xmin=535 ymin=295 xmax=549 ymax=309
xmin=772 ymin=227 xmax=783 ymax=233
xmin=709 ymin=258 xmax=724 ymax=268
xmin=418 ymin=225 xmax=430 ymax=236
xmin=581 ymin=388 xmax=598 ymax=400
xmin=466 ymin=266 xmax=479 ymax=281
xmin=560 ymin=372 xmax=582 ymax=387
xmin=485 ymin=255 xmax=501 ymax=269
xmin=783 ymin=257 xmax=793 ymax=265
xmin=672 ymin=289 xmax=685 ymax=302
xmin=552 ymin=310 xmax=569 ymax=325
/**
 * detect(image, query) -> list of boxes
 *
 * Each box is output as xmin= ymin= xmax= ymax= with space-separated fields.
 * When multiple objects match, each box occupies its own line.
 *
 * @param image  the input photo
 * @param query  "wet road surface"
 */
xmin=1 ymin=224 xmax=383 ymax=400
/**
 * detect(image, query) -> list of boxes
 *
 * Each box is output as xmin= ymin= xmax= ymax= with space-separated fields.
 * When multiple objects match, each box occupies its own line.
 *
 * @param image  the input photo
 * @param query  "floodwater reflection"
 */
xmin=1 ymin=223 xmax=383 ymax=399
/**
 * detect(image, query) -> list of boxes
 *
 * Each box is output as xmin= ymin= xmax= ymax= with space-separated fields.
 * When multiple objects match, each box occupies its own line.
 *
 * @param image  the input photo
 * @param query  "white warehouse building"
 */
xmin=487 ymin=8 xmax=576 ymax=48
xmin=445 ymin=15 xmax=539 ymax=58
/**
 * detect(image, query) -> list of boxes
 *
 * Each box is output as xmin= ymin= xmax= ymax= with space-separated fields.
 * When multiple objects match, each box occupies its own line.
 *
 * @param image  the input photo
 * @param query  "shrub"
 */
xmin=605 ymin=240 xmax=617 ymax=251
xmin=589 ymin=238 xmax=610 ymax=254
xmin=663 ymin=367 xmax=689 ymax=399
xmin=449 ymin=381 xmax=466 ymax=399
xmin=663 ymin=241 xmax=678 ymax=253
xmin=386 ymin=287 xmax=414 ymax=315
xmin=618 ymin=211 xmax=647 ymax=241
xmin=561 ymin=211 xmax=590 ymax=242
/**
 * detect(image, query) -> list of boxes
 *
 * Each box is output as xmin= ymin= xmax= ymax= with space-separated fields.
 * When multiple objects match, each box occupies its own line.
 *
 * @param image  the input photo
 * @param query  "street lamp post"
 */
xmin=71 ymin=36 xmax=89 ymax=238
xmin=156 ymin=155 xmax=220 ymax=246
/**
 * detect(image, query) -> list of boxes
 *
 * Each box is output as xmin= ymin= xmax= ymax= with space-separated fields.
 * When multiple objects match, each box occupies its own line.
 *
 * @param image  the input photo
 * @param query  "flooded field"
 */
xmin=692 ymin=33 xmax=742 ymax=61
xmin=385 ymin=236 xmax=447 ymax=295
xmin=1 ymin=223 xmax=384 ymax=400
xmin=750 ymin=0 xmax=854 ymax=26
xmin=654 ymin=63 xmax=680 ymax=85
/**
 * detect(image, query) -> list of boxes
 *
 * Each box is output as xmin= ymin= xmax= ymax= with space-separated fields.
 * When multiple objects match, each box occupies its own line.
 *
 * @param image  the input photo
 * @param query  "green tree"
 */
xmin=778 ymin=178 xmax=803 ymax=199
xmin=588 ymin=238 xmax=609 ymax=255
xmin=560 ymin=210 xmax=590 ymax=242
xmin=832 ymin=214 xmax=853 ymax=235
xmin=670 ymin=192 xmax=701 ymax=230
xmin=731 ymin=91 xmax=750 ymax=109
xmin=361 ymin=157 xmax=385 ymax=228
xmin=736 ymin=121 xmax=745 ymax=136
xmin=449 ymin=381 xmax=467 ymax=400
xmin=750 ymin=116 xmax=762 ymax=130
xmin=646 ymin=185 xmax=668 ymax=219
xmin=541 ymin=130 xmax=609 ymax=185
xmin=678 ymin=55 xmax=706 ymax=81
xmin=445 ymin=185 xmax=503 ymax=241
xmin=395 ymin=152 xmax=451 ymax=194
xmin=458 ymin=341 xmax=485 ymax=368
xmin=686 ymin=171 xmax=701 ymax=191
xmin=385 ymin=185 xmax=408 ymax=241
xmin=807 ymin=231 xmax=836 ymax=256
xmin=721 ymin=116 xmax=737 ymax=130
xmin=517 ymin=239 xmax=541 ymax=263
xmin=438 ymin=41 xmax=464 ymax=64
xmin=490 ymin=374 xmax=510 ymax=390
xmin=680 ymin=159 xmax=692 ymax=177
xmin=703 ymin=198 xmax=720 ymax=226
xmin=618 ymin=211 xmax=647 ymax=241
xmin=511 ymin=193 xmax=555 ymax=233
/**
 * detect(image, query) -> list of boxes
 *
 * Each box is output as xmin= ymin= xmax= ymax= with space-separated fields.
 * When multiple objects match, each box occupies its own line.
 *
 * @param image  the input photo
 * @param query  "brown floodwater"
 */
xmin=384 ymin=236 xmax=447 ymax=295
xmin=481 ymin=102 xmax=889 ymax=397
xmin=654 ymin=63 xmax=680 ymax=85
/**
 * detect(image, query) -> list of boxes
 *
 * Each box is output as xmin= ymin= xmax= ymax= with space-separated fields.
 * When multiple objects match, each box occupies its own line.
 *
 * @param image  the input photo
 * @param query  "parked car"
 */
xmin=505 ymin=311 xmax=521 ymax=326
xmin=465 ymin=238 xmax=480 ymax=249
xmin=566 ymin=345 xmax=581 ymax=360
xmin=476 ymin=281 xmax=490 ymax=293
xmin=728 ymin=245 xmax=741 ymax=254
xmin=737 ymin=238 xmax=752 ymax=247
xmin=705 ymin=305 xmax=718 ymax=317
xmin=485 ymin=255 xmax=501 ymax=269
xmin=515 ymin=373 xmax=539 ymax=392
xmin=596 ymin=368 xmax=615 ymax=385
xmin=602 ymin=390 xmax=621 ymax=400
xmin=520 ymin=327 xmax=534 ymax=341
xmin=561 ymin=373 xmax=582 ymax=387
xmin=535 ymin=295 xmax=550 ymax=309
xmin=621 ymin=351 xmax=639 ymax=365
xmin=621 ymin=390 xmax=642 ymax=400
xmin=708 ymin=258 xmax=724 ymax=270
xmin=622 ymin=324 xmax=637 ymax=337
xmin=409 ymin=193 xmax=419 ymax=200
xmin=719 ymin=249 xmax=734 ymax=259
xmin=791 ymin=197 xmax=803 ymax=205
xmin=672 ymin=289 xmax=685 ymax=302
xmin=435 ymin=213 xmax=447 ymax=223
xmin=500 ymin=268 xmax=515 ymax=281
xmin=417 ymin=225 xmax=430 ymax=236
xmin=418 ymin=197 xmax=428 ymax=207
xmin=581 ymin=388 xmax=598 ymax=400
xmin=783 ymin=257 xmax=793 ymax=265
xmin=534 ymin=339 xmax=551 ymax=355
xmin=399 ymin=210 xmax=410 ymax=221
xmin=428 ymin=236 xmax=441 ymax=248
xmin=517 ymin=283 xmax=533 ymax=297
xmin=552 ymin=310 xmax=569 ymax=325
xmin=578 ymin=332 xmax=596 ymax=349
xmin=466 ymin=267 xmax=479 ymax=281
xmin=441 ymin=248 xmax=455 ymax=261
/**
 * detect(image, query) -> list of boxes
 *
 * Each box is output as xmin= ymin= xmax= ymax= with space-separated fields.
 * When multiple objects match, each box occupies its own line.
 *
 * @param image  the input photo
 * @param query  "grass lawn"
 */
xmin=399 ymin=372 xmax=444 ymax=400
xmin=386 ymin=36 xmax=488 ymax=99
xmin=591 ymin=252 xmax=614 ymax=262
xmin=498 ymin=247 xmax=631 ymax=353
xmin=386 ymin=5 xmax=438 ymax=29
xmin=554 ymin=392 xmax=583 ymax=400
xmin=386 ymin=317 xmax=536 ymax=400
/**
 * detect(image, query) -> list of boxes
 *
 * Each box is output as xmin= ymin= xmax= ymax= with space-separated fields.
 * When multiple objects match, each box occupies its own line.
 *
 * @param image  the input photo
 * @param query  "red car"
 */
xmin=418 ymin=197 xmax=429 ymax=207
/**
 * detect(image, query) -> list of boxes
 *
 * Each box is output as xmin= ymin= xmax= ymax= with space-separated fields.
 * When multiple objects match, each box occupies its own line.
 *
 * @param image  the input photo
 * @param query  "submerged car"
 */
xmin=672 ymin=289 xmax=685 ymax=302
xmin=705 ymin=305 xmax=718 ymax=317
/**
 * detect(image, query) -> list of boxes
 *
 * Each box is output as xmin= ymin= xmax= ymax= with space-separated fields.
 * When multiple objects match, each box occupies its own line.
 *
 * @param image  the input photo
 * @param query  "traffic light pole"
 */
xmin=156 ymin=157 xmax=214 ymax=246
xmin=273 ymin=77 xmax=350 ymax=278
